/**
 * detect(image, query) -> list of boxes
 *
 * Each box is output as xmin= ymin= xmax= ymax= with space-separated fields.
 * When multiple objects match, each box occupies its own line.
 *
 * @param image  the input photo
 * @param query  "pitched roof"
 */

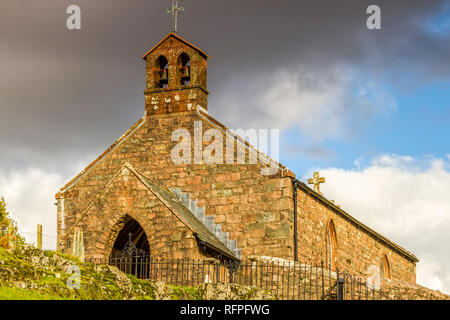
xmin=142 ymin=32 xmax=210 ymax=60
xmin=139 ymin=175 xmax=238 ymax=260
xmin=62 ymin=163 xmax=238 ymax=260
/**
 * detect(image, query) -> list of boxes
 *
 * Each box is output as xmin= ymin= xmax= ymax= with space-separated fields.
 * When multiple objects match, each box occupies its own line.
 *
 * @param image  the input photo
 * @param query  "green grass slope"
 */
xmin=0 ymin=246 xmax=275 ymax=300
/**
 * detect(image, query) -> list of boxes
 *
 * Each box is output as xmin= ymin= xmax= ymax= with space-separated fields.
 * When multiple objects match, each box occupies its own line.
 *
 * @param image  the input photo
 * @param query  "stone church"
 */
xmin=55 ymin=32 xmax=418 ymax=283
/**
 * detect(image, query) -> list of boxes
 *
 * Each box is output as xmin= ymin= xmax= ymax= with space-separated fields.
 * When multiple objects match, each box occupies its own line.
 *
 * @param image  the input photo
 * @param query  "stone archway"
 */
xmin=108 ymin=215 xmax=150 ymax=259
xmin=106 ymin=215 xmax=151 ymax=278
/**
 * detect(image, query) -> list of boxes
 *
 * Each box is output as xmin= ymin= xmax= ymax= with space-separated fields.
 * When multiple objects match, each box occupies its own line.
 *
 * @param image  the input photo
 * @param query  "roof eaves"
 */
xmin=142 ymin=32 xmax=210 ymax=60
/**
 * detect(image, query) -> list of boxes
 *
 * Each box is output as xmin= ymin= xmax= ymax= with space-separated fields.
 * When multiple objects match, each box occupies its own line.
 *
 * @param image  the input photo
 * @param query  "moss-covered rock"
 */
xmin=0 ymin=245 xmax=275 ymax=300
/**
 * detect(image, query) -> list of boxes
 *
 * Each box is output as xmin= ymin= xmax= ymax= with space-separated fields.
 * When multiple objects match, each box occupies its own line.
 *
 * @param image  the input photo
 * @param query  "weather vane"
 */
xmin=167 ymin=0 xmax=185 ymax=33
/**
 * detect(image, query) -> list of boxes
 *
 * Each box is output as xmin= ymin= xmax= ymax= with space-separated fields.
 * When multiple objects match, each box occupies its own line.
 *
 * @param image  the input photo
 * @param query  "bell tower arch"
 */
xmin=142 ymin=33 xmax=209 ymax=116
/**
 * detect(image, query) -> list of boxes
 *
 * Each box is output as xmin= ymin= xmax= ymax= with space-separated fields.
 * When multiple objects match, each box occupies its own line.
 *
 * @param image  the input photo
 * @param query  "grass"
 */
xmin=0 ymin=286 xmax=71 ymax=300
xmin=169 ymin=284 xmax=203 ymax=300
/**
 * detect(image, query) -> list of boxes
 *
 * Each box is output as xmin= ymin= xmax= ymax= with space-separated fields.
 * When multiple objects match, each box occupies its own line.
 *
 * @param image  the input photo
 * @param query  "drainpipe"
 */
xmin=291 ymin=178 xmax=298 ymax=262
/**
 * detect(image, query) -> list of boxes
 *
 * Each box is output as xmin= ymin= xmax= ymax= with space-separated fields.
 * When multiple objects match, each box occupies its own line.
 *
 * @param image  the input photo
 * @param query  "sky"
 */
xmin=0 ymin=0 xmax=449 ymax=292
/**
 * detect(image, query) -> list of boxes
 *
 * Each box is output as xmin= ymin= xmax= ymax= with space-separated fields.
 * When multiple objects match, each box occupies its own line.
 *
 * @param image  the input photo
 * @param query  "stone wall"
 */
xmin=381 ymin=278 xmax=449 ymax=300
xmin=295 ymin=186 xmax=417 ymax=283
xmin=57 ymin=111 xmax=293 ymax=260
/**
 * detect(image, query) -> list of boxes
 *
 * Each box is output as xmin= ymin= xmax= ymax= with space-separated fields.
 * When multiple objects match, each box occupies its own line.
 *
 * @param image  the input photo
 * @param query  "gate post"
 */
xmin=337 ymin=271 xmax=345 ymax=300
xmin=37 ymin=224 xmax=42 ymax=250
xmin=228 ymin=260 xmax=239 ymax=283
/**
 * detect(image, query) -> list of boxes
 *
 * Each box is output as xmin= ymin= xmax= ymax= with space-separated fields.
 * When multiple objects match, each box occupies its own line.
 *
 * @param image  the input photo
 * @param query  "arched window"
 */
xmin=326 ymin=219 xmax=338 ymax=271
xmin=155 ymin=55 xmax=169 ymax=88
xmin=177 ymin=53 xmax=191 ymax=86
xmin=381 ymin=254 xmax=391 ymax=280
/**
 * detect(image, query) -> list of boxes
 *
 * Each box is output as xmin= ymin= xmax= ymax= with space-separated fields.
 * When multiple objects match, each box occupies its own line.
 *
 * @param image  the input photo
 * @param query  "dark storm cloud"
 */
xmin=0 ymin=0 xmax=448 ymax=172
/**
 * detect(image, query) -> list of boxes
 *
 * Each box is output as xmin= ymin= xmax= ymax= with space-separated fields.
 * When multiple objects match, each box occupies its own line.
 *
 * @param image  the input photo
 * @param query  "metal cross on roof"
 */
xmin=167 ymin=0 xmax=185 ymax=33
xmin=308 ymin=171 xmax=326 ymax=195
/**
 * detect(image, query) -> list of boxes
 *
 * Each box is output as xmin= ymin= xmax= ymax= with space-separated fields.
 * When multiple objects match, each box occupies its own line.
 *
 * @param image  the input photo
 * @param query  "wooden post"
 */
xmin=37 ymin=224 xmax=42 ymax=250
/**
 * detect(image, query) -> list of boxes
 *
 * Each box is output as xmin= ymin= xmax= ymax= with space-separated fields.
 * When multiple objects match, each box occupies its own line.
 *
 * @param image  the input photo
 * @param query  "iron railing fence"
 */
xmin=86 ymin=256 xmax=391 ymax=300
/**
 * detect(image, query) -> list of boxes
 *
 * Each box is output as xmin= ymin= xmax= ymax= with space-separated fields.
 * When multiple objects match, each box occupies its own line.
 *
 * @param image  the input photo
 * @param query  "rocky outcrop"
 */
xmin=0 ymin=245 xmax=273 ymax=300
xmin=381 ymin=278 xmax=449 ymax=300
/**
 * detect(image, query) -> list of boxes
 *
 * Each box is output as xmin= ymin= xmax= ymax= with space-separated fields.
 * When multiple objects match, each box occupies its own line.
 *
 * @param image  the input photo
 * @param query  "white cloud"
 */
xmin=214 ymin=66 xmax=397 ymax=143
xmin=0 ymin=168 xmax=64 ymax=248
xmin=0 ymin=154 xmax=108 ymax=249
xmin=307 ymin=154 xmax=450 ymax=293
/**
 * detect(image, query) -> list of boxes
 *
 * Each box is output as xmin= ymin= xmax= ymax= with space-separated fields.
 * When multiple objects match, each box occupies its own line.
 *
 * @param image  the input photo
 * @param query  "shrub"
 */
xmin=0 ymin=197 xmax=24 ymax=250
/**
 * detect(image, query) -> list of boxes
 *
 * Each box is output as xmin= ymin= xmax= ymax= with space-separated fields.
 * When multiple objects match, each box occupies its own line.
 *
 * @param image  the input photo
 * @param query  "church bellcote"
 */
xmin=142 ymin=33 xmax=209 ymax=116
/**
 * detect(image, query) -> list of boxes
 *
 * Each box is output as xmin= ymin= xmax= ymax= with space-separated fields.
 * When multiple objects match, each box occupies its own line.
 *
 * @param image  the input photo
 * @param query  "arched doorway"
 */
xmin=326 ymin=219 xmax=338 ymax=271
xmin=110 ymin=216 xmax=150 ymax=258
xmin=109 ymin=216 xmax=150 ymax=278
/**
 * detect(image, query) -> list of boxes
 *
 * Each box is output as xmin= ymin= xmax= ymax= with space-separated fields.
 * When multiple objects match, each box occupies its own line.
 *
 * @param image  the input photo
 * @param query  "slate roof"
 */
xmin=63 ymin=162 xmax=239 ymax=260
xmin=137 ymin=172 xmax=239 ymax=260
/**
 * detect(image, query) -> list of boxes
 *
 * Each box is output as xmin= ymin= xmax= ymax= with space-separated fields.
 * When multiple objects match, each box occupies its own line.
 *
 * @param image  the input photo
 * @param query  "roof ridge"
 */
xmin=142 ymin=32 xmax=210 ymax=60
xmin=194 ymin=107 xmax=289 ymax=176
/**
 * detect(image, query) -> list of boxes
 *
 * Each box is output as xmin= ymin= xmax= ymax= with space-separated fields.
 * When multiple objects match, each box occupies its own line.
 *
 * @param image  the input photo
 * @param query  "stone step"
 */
xmin=172 ymin=188 xmax=182 ymax=199
xmin=235 ymin=248 xmax=242 ymax=259
xmin=171 ymin=188 xmax=241 ymax=259
xmin=180 ymin=192 xmax=190 ymax=208
xmin=213 ymin=224 xmax=222 ymax=236
xmin=195 ymin=206 xmax=205 ymax=223
xmin=204 ymin=215 xmax=215 ymax=231
xmin=189 ymin=200 xmax=197 ymax=213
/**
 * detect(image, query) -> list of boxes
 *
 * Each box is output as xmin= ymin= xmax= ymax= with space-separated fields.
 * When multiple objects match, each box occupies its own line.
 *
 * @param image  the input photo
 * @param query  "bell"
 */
xmin=180 ymin=66 xmax=190 ymax=77
xmin=158 ymin=70 xmax=168 ymax=87
xmin=160 ymin=70 xmax=168 ymax=81
xmin=180 ymin=67 xmax=190 ymax=85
